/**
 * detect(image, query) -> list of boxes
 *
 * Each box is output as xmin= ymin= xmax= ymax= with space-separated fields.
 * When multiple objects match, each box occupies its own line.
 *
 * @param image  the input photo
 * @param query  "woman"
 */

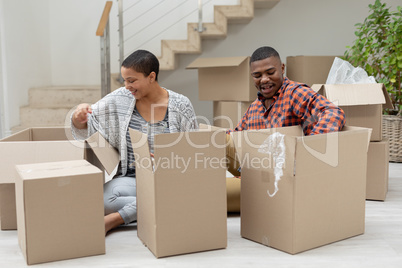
xmin=71 ymin=50 xmax=198 ymax=234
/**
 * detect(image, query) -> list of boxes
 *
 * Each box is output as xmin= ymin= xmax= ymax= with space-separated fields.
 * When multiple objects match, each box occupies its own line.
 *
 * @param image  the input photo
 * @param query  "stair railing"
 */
xmin=196 ymin=0 xmax=206 ymax=32
xmin=96 ymin=1 xmax=113 ymax=97
xmin=117 ymin=0 xmax=210 ymax=77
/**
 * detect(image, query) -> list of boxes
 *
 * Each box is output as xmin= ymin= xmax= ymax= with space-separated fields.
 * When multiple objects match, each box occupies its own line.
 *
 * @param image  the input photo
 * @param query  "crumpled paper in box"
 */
xmin=326 ymin=57 xmax=376 ymax=84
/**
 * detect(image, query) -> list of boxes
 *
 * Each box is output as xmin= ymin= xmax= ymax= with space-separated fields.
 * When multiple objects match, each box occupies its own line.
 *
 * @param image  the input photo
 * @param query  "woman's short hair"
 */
xmin=122 ymin=50 xmax=159 ymax=81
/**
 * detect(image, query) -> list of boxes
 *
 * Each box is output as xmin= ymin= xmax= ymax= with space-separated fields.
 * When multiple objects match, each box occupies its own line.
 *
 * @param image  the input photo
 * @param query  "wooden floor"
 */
xmin=1 ymin=163 xmax=401 ymax=267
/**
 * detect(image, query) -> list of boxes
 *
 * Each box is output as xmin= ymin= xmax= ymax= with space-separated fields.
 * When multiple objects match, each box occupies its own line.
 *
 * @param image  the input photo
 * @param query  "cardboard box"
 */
xmin=286 ymin=56 xmax=339 ymax=86
xmin=187 ymin=56 xmax=257 ymax=101
xmin=226 ymin=177 xmax=240 ymax=213
xmin=0 ymin=127 xmax=119 ymax=230
xmin=15 ymin=160 xmax=105 ymax=265
xmin=0 ymin=183 xmax=16 ymax=230
xmin=129 ymin=129 xmax=227 ymax=258
xmin=232 ymin=125 xmax=371 ymax=254
xmin=312 ymin=83 xmax=393 ymax=141
xmin=366 ymin=140 xmax=389 ymax=201
xmin=213 ymin=101 xmax=253 ymax=129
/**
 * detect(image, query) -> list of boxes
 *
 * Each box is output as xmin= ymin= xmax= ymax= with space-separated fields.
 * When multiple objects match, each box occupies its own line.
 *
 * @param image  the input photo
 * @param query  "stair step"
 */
xmin=188 ymin=23 xmax=227 ymax=39
xmin=29 ymin=86 xmax=101 ymax=108
xmin=20 ymin=106 xmax=74 ymax=126
xmin=215 ymin=4 xmax=253 ymax=23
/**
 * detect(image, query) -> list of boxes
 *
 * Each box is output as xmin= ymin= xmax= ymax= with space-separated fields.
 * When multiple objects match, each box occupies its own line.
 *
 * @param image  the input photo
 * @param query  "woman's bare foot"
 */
xmin=104 ymin=212 xmax=125 ymax=235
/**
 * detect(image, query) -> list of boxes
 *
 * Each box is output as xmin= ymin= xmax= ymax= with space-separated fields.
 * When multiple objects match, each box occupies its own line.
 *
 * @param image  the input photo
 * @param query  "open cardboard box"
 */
xmin=187 ymin=56 xmax=257 ymax=101
xmin=15 ymin=159 xmax=106 ymax=265
xmin=231 ymin=125 xmax=371 ymax=254
xmin=311 ymin=83 xmax=393 ymax=141
xmin=286 ymin=56 xmax=340 ymax=86
xmin=0 ymin=127 xmax=119 ymax=230
xmin=129 ymin=128 xmax=227 ymax=258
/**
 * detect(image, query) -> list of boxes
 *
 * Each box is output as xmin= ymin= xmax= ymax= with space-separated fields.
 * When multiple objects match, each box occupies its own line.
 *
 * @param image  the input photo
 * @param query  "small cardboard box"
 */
xmin=213 ymin=101 xmax=253 ymax=129
xmin=286 ymin=56 xmax=339 ymax=86
xmin=0 ymin=127 xmax=119 ymax=230
xmin=130 ymin=129 xmax=227 ymax=258
xmin=312 ymin=83 xmax=393 ymax=141
xmin=366 ymin=140 xmax=389 ymax=201
xmin=232 ymin=125 xmax=371 ymax=254
xmin=15 ymin=160 xmax=105 ymax=265
xmin=187 ymin=56 xmax=257 ymax=101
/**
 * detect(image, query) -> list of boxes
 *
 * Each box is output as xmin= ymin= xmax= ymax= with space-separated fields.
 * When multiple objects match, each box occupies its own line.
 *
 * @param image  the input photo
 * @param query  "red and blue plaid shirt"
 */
xmin=232 ymin=77 xmax=345 ymax=135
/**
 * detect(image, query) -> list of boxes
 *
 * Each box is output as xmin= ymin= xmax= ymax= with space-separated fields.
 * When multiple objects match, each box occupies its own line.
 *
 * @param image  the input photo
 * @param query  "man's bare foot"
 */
xmin=104 ymin=212 xmax=125 ymax=235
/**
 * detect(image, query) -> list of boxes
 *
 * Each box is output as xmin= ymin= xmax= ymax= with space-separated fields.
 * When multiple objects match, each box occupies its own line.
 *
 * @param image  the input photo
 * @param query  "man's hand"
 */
xmin=72 ymin=103 xmax=92 ymax=129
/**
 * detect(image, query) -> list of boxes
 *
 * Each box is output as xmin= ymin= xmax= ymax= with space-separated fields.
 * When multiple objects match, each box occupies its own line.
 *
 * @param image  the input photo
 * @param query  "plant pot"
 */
xmin=382 ymin=115 xmax=402 ymax=162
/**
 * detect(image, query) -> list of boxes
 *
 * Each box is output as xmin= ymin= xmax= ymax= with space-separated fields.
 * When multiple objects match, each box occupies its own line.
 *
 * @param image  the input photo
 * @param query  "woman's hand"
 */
xmin=72 ymin=103 xmax=92 ymax=129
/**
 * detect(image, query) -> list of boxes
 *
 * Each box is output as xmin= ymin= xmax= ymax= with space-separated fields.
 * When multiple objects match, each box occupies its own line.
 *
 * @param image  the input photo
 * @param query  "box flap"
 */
xmin=15 ymin=160 xmax=102 ymax=180
xmin=31 ymin=127 xmax=72 ymax=141
xmin=0 ymin=128 xmax=31 ymax=141
xmin=152 ymin=130 xmax=225 ymax=174
xmin=310 ymin=84 xmax=323 ymax=93
xmin=314 ymin=84 xmax=393 ymax=107
xmin=85 ymin=132 xmax=120 ymax=175
xmin=380 ymin=84 xmax=394 ymax=109
xmin=129 ymin=129 xmax=153 ymax=173
xmin=187 ymin=56 xmax=248 ymax=69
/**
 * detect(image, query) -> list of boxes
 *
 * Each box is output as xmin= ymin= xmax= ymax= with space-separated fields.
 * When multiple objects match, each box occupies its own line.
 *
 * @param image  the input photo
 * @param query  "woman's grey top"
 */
xmin=71 ymin=87 xmax=198 ymax=176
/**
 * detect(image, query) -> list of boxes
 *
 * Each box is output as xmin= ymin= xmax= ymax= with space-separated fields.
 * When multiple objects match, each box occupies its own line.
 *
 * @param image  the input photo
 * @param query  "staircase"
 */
xmin=158 ymin=0 xmax=279 ymax=70
xmin=11 ymin=0 xmax=279 ymax=133
xmin=11 ymin=86 xmax=101 ymax=133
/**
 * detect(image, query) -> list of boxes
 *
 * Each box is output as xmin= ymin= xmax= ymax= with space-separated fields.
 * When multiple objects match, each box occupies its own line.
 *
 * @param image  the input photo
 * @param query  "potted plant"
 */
xmin=343 ymin=0 xmax=402 ymax=162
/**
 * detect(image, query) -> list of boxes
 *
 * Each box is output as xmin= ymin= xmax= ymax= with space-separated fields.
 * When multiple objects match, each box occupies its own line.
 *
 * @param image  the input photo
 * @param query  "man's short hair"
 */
xmin=122 ymin=50 xmax=159 ymax=81
xmin=250 ymin=46 xmax=281 ymax=64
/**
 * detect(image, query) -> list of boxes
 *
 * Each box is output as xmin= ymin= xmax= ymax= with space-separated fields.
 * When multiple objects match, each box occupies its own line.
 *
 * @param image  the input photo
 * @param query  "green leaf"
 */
xmin=390 ymin=78 xmax=396 ymax=83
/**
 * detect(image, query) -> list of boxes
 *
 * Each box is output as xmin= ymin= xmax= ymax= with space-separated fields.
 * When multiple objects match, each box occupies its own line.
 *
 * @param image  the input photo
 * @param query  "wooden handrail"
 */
xmin=96 ymin=1 xmax=113 ymax=36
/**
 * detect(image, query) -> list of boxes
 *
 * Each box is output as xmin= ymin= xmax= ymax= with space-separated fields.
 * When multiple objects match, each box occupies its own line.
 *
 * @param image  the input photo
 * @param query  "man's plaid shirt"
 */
xmin=233 ymin=77 xmax=345 ymax=135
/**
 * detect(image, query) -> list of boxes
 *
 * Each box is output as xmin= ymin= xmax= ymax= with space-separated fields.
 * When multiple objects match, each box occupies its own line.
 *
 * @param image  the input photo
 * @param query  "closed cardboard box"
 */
xmin=0 ymin=127 xmax=119 ymax=230
xmin=312 ymin=83 xmax=393 ymax=141
xmin=366 ymin=140 xmax=389 ymax=201
xmin=15 ymin=160 xmax=105 ymax=265
xmin=232 ymin=125 xmax=371 ymax=254
xmin=286 ymin=56 xmax=339 ymax=86
xmin=130 ymin=129 xmax=227 ymax=258
xmin=187 ymin=56 xmax=257 ymax=101
xmin=213 ymin=101 xmax=253 ymax=129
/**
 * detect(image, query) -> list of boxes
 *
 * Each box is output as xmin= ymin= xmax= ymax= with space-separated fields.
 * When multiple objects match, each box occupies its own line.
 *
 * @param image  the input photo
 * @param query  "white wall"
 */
xmin=0 ymin=0 xmax=52 ymax=136
xmin=48 ymin=0 xmax=119 ymax=86
xmin=0 ymin=0 xmax=401 ymax=135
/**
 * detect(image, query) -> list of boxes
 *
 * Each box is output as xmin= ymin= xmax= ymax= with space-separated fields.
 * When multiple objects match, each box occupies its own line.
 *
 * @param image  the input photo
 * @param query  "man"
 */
xmin=231 ymin=46 xmax=345 ymax=135
xmin=225 ymin=46 xmax=345 ymax=177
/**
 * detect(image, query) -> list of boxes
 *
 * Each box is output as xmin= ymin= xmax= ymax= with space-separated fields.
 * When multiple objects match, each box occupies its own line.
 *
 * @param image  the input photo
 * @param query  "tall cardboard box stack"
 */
xmin=130 ymin=129 xmax=227 ymax=258
xmin=312 ymin=83 xmax=393 ymax=201
xmin=187 ymin=56 xmax=257 ymax=129
xmin=232 ymin=125 xmax=371 ymax=254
